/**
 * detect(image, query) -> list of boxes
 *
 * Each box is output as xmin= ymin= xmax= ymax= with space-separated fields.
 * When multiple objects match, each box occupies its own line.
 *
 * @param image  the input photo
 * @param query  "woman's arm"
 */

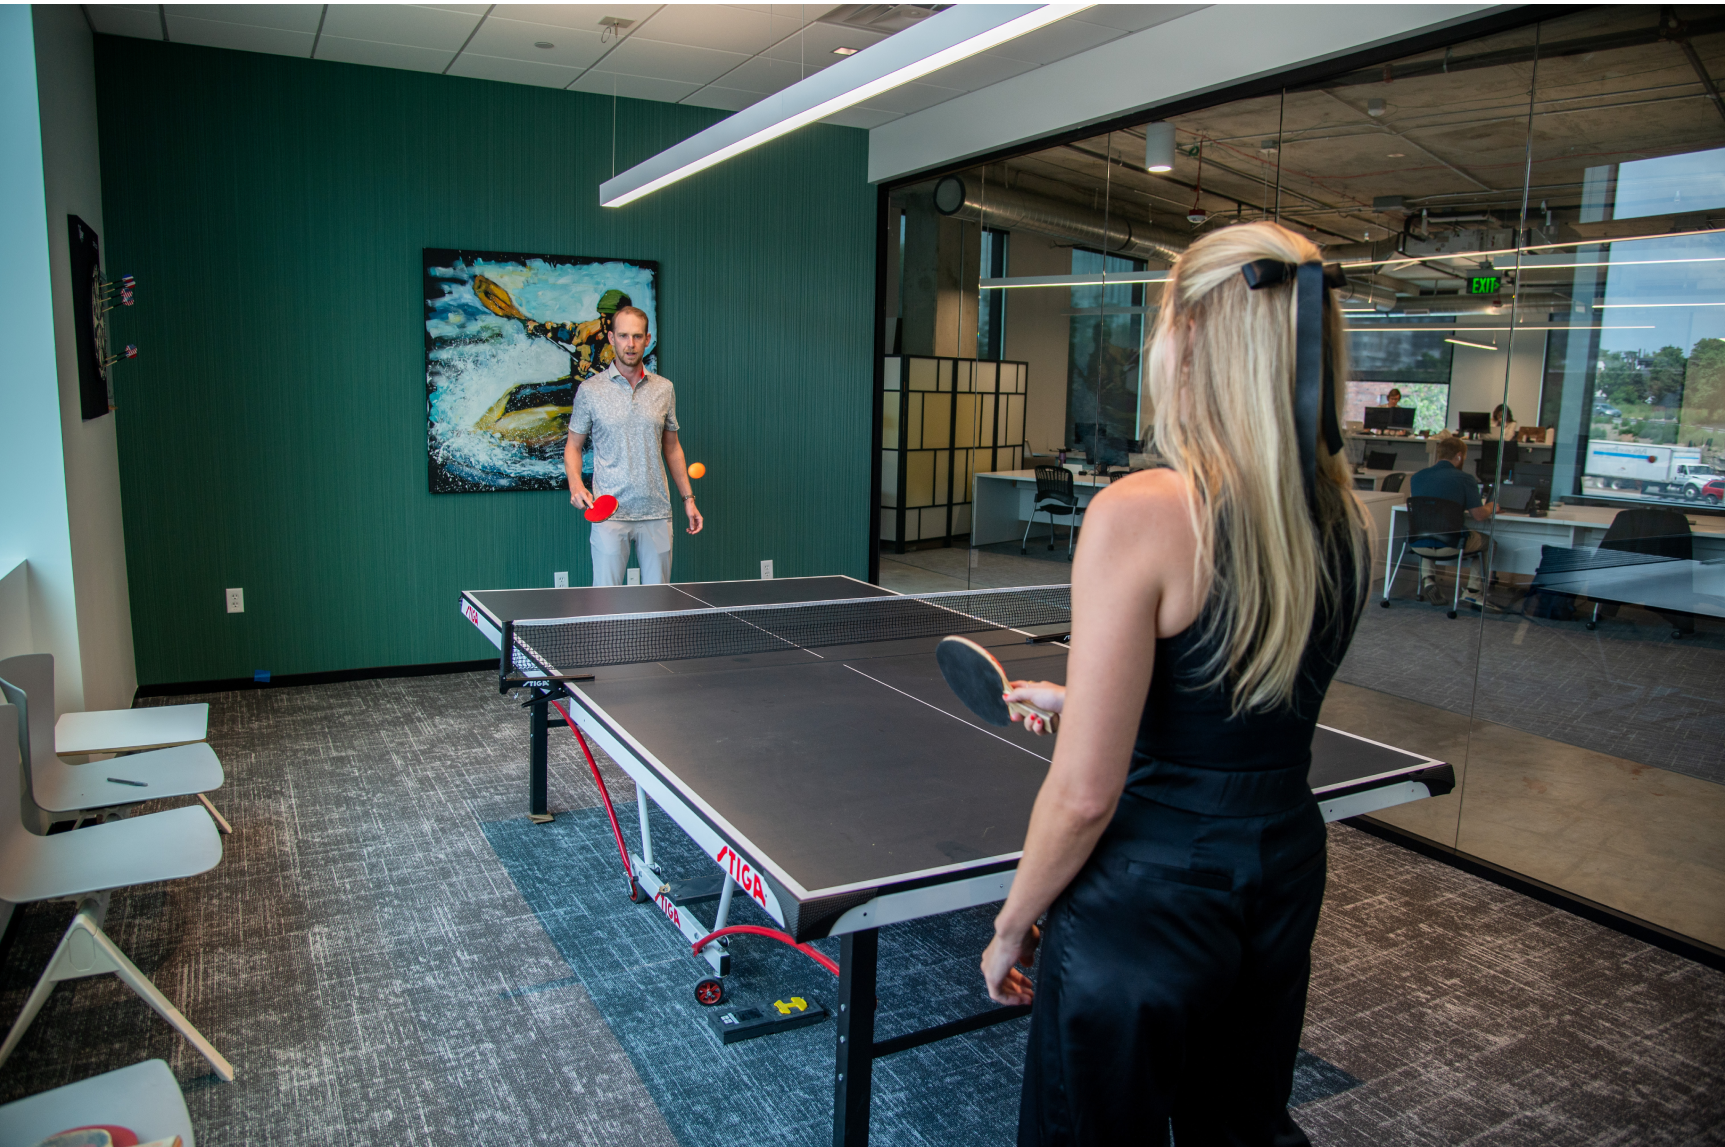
xmin=981 ymin=469 xmax=1198 ymax=1005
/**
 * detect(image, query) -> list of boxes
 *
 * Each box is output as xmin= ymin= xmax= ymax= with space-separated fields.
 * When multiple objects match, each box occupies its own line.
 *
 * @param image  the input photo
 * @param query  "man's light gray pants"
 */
xmin=591 ymin=517 xmax=673 ymax=586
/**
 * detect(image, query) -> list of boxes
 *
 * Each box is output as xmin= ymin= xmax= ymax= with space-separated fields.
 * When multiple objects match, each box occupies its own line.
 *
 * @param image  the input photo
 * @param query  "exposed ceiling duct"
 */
xmin=933 ymin=175 xmax=1189 ymax=265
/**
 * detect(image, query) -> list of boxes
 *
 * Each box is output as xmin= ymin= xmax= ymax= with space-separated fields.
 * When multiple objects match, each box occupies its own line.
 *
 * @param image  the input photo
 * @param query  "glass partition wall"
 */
xmin=876 ymin=5 xmax=1724 ymax=954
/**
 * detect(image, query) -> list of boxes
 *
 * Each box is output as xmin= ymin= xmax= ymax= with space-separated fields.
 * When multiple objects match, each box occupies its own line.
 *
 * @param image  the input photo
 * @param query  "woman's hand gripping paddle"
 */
xmin=936 ymin=636 xmax=1058 ymax=732
xmin=584 ymin=494 xmax=619 ymax=523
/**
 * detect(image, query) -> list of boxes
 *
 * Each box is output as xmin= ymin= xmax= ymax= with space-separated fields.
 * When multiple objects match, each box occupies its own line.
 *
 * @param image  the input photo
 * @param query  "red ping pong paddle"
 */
xmin=936 ymin=636 xmax=1058 ymax=731
xmin=584 ymin=494 xmax=619 ymax=523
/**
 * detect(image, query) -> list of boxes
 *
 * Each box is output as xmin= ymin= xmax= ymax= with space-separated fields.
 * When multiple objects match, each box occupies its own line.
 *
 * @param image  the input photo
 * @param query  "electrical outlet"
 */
xmin=760 ymin=559 xmax=774 ymax=580
xmin=626 ymin=567 xmax=641 ymax=586
xmin=225 ymin=587 xmax=244 ymax=613
xmin=554 ymin=571 xmax=569 ymax=588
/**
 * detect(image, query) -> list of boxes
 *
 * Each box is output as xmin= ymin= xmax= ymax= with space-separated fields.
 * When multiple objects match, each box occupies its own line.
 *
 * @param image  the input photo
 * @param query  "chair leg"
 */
xmin=1450 ymin=559 xmax=1462 ymax=618
xmin=1021 ymin=511 xmax=1034 ymax=554
xmin=198 ymin=792 xmax=234 ymax=835
xmin=0 ymin=898 xmax=235 ymax=1082
xmin=1382 ymin=543 xmax=1409 ymax=605
xmin=1067 ymin=512 xmax=1077 ymax=558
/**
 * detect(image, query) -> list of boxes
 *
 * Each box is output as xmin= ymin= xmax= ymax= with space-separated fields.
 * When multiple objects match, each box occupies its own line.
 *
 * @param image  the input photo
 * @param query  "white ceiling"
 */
xmin=82 ymin=3 xmax=1183 ymax=130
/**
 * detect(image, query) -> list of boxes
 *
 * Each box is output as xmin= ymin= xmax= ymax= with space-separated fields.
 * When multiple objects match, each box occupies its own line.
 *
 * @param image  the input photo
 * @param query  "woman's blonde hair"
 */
xmin=1145 ymin=221 xmax=1366 ymax=713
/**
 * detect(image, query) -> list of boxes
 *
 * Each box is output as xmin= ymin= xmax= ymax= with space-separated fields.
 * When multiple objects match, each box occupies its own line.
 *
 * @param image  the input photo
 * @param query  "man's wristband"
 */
xmin=683 ymin=494 xmax=696 ymax=501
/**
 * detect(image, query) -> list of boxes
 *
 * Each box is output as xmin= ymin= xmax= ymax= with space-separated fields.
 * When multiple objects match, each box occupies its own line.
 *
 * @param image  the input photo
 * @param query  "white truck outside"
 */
xmin=1584 ymin=441 xmax=1718 ymax=498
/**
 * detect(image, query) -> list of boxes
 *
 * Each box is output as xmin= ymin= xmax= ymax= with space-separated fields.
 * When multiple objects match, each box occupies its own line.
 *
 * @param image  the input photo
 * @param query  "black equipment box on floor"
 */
xmin=712 ymin=997 xmax=828 ymax=1044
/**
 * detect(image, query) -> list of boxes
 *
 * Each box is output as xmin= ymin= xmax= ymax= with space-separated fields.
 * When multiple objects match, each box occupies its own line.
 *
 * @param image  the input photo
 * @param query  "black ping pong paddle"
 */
xmin=936 ymin=635 xmax=1058 ymax=730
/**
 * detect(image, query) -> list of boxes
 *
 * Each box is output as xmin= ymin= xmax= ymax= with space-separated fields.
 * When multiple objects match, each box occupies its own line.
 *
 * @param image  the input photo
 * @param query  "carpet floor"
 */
xmin=0 ymin=671 xmax=1718 ymax=1144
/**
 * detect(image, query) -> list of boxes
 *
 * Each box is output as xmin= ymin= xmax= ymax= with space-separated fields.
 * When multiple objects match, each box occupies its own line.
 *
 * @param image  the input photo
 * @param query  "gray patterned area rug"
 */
xmin=0 ymin=671 xmax=1717 ymax=1145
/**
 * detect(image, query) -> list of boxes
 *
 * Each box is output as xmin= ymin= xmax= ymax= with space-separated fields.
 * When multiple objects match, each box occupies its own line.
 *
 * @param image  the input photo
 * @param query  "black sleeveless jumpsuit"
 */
xmin=1018 ymin=556 xmax=1362 ymax=1147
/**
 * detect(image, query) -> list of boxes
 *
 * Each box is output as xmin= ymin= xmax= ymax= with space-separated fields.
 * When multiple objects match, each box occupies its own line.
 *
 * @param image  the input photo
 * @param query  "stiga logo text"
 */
xmin=716 ymin=845 xmax=767 ymax=906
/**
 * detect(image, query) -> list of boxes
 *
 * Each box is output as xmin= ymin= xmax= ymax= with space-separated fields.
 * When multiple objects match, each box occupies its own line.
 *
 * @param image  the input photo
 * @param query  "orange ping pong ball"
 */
xmin=687 ymin=462 xmax=706 ymax=479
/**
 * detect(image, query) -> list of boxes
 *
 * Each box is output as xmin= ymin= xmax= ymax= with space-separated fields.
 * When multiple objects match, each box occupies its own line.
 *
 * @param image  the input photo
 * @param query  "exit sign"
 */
xmin=1470 ymin=275 xmax=1500 ymax=295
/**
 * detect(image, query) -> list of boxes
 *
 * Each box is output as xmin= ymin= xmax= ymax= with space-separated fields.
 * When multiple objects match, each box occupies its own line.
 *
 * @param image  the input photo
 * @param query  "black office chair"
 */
xmin=1381 ymin=496 xmax=1481 ymax=619
xmin=1381 ymin=472 xmax=1406 ymax=493
xmin=1365 ymin=450 xmax=1397 ymax=472
xmin=1476 ymin=440 xmax=1509 ymax=484
xmin=1589 ymin=508 xmax=1695 ymax=635
xmin=1024 ymin=467 xmax=1083 ymax=559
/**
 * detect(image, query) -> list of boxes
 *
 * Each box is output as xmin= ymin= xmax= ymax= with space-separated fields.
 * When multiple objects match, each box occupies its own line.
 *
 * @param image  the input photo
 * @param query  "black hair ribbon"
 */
xmin=1241 ymin=258 xmax=1348 ymax=506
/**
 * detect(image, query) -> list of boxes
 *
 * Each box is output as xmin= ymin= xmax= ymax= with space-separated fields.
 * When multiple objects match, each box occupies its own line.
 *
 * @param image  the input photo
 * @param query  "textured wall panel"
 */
xmin=92 ymin=37 xmax=875 ymax=685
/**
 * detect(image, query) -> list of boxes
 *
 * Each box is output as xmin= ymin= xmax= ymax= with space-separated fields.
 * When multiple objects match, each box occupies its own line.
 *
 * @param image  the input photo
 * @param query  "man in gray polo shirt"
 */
xmin=563 ymin=305 xmax=702 ymax=585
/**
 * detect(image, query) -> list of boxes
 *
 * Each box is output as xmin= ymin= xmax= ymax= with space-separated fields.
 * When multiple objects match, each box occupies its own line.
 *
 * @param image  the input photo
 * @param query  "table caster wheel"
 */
xmin=1585 ymin=622 xmax=1597 ymax=630
xmin=1379 ymin=599 xmax=1390 ymax=608
xmin=694 ymin=977 xmax=725 ymax=1006
xmin=629 ymin=880 xmax=650 ymax=903
xmin=1447 ymin=610 xmax=1457 ymax=619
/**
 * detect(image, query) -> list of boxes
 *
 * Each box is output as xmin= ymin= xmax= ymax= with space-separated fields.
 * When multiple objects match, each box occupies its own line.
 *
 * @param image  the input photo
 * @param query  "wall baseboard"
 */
xmin=135 ymin=659 xmax=495 ymax=699
xmin=1349 ymin=815 xmax=1725 ymax=972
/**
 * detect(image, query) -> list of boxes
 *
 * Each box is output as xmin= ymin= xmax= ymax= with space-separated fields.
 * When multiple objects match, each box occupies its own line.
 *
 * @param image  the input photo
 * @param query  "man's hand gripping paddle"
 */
xmin=584 ymin=494 xmax=619 ymax=523
xmin=936 ymin=636 xmax=1058 ymax=731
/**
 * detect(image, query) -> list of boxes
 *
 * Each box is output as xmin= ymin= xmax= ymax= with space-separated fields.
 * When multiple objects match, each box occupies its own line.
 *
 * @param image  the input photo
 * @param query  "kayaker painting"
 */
xmin=424 ymin=247 xmax=659 ymax=493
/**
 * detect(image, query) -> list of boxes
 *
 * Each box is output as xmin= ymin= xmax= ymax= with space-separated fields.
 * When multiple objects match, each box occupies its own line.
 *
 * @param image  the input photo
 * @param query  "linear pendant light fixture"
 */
xmin=599 ymin=4 xmax=1093 ymax=208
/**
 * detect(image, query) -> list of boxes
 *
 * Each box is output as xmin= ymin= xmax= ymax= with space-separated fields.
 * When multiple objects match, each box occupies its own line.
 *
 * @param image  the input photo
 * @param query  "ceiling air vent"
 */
xmin=820 ymin=5 xmax=949 ymax=34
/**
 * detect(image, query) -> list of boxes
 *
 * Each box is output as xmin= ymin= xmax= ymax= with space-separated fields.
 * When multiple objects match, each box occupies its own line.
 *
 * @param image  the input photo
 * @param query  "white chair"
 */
xmin=0 ymin=1058 xmax=195 ymax=1146
xmin=0 ymin=704 xmax=233 ymax=1081
xmin=0 ymin=655 xmax=224 ymax=831
xmin=41 ymin=668 xmax=229 ymax=835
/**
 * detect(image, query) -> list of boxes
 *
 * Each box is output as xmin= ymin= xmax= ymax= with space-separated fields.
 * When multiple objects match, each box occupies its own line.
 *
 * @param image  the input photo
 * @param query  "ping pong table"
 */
xmin=461 ymin=575 xmax=1453 ymax=1146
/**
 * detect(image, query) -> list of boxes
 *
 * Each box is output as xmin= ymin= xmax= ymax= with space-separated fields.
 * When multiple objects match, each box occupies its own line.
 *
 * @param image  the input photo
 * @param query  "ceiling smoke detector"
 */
xmin=1187 ymin=207 xmax=1209 ymax=225
xmin=1367 ymin=97 xmax=1387 ymax=117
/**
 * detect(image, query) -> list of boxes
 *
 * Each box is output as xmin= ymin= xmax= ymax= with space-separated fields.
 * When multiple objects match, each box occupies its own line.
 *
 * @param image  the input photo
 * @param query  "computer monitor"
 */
xmin=1457 ymin=411 xmax=1491 ymax=434
xmin=1363 ymin=406 xmax=1391 ymax=430
xmin=1497 ymin=483 xmax=1544 ymax=513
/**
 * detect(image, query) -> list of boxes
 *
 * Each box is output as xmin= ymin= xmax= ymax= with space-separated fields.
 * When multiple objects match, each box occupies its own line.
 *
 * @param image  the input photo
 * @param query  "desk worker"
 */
xmin=563 ymin=306 xmax=703 ymax=586
xmin=1384 ymin=387 xmax=1403 ymax=408
xmin=1488 ymin=403 xmax=1519 ymax=440
xmin=981 ymin=223 xmax=1368 ymax=1146
xmin=1409 ymin=434 xmax=1496 ymax=611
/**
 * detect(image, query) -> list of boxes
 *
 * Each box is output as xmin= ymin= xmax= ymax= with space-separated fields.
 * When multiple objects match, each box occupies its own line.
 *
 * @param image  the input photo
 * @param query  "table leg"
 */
xmin=833 ymin=928 xmax=879 ymax=1147
xmin=528 ymin=693 xmax=551 ymax=824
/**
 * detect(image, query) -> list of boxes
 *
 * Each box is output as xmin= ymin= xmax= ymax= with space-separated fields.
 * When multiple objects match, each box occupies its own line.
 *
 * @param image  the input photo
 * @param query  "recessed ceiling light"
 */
xmin=832 ymin=46 xmax=860 ymax=56
xmin=1387 ymin=152 xmax=1405 ymax=158
xmin=534 ymin=41 xmax=554 ymax=49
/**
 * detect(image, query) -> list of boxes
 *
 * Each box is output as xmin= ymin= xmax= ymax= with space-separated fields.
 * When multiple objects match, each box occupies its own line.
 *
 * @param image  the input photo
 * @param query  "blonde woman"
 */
xmin=982 ymin=222 xmax=1367 ymax=1146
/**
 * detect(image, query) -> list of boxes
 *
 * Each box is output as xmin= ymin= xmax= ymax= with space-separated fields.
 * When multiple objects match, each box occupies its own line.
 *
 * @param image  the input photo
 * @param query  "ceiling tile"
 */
xmin=856 ymin=80 xmax=965 ymax=116
xmin=87 ymin=6 xmax=164 ymax=39
xmin=488 ymin=5 xmax=662 ymax=34
xmin=918 ymin=50 xmax=1039 ymax=92
xmin=987 ymin=17 xmax=1124 ymax=66
xmin=164 ymin=16 xmax=316 ymax=57
xmin=820 ymin=106 xmax=899 ymax=130
xmin=628 ymin=5 xmax=801 ymax=55
xmin=707 ymin=54 xmax=805 ymax=95
xmin=761 ymin=20 xmax=885 ymax=61
xmin=566 ymin=70 xmax=706 ymax=103
xmin=466 ymin=18 xmax=607 ymax=68
xmin=446 ymin=51 xmax=586 ymax=88
xmin=313 ymin=35 xmax=454 ymax=73
xmin=679 ymin=85 xmax=763 ymax=112
xmin=318 ymin=5 xmax=483 ymax=51
xmin=163 ymin=5 xmax=323 ymax=32
xmin=598 ymin=37 xmax=752 ymax=86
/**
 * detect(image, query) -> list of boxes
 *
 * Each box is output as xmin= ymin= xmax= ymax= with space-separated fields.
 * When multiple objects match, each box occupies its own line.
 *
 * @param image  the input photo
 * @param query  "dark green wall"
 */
xmin=93 ymin=37 xmax=876 ymax=686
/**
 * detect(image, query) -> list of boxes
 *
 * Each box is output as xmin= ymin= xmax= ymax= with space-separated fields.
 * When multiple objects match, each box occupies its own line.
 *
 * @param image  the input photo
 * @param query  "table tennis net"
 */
xmin=508 ymin=585 xmax=1071 ymax=673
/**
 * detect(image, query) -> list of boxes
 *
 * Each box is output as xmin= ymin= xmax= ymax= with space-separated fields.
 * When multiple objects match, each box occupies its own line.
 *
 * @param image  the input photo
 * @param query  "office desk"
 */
xmin=971 ymin=470 xmax=1111 ymax=546
xmin=1352 ymin=469 xmax=1404 ymax=491
xmin=1385 ymin=502 xmax=1725 ymax=579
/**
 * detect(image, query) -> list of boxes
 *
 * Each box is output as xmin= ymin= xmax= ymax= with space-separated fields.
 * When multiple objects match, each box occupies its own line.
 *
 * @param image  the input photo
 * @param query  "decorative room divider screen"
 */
xmin=881 ymin=355 xmax=1027 ymax=551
